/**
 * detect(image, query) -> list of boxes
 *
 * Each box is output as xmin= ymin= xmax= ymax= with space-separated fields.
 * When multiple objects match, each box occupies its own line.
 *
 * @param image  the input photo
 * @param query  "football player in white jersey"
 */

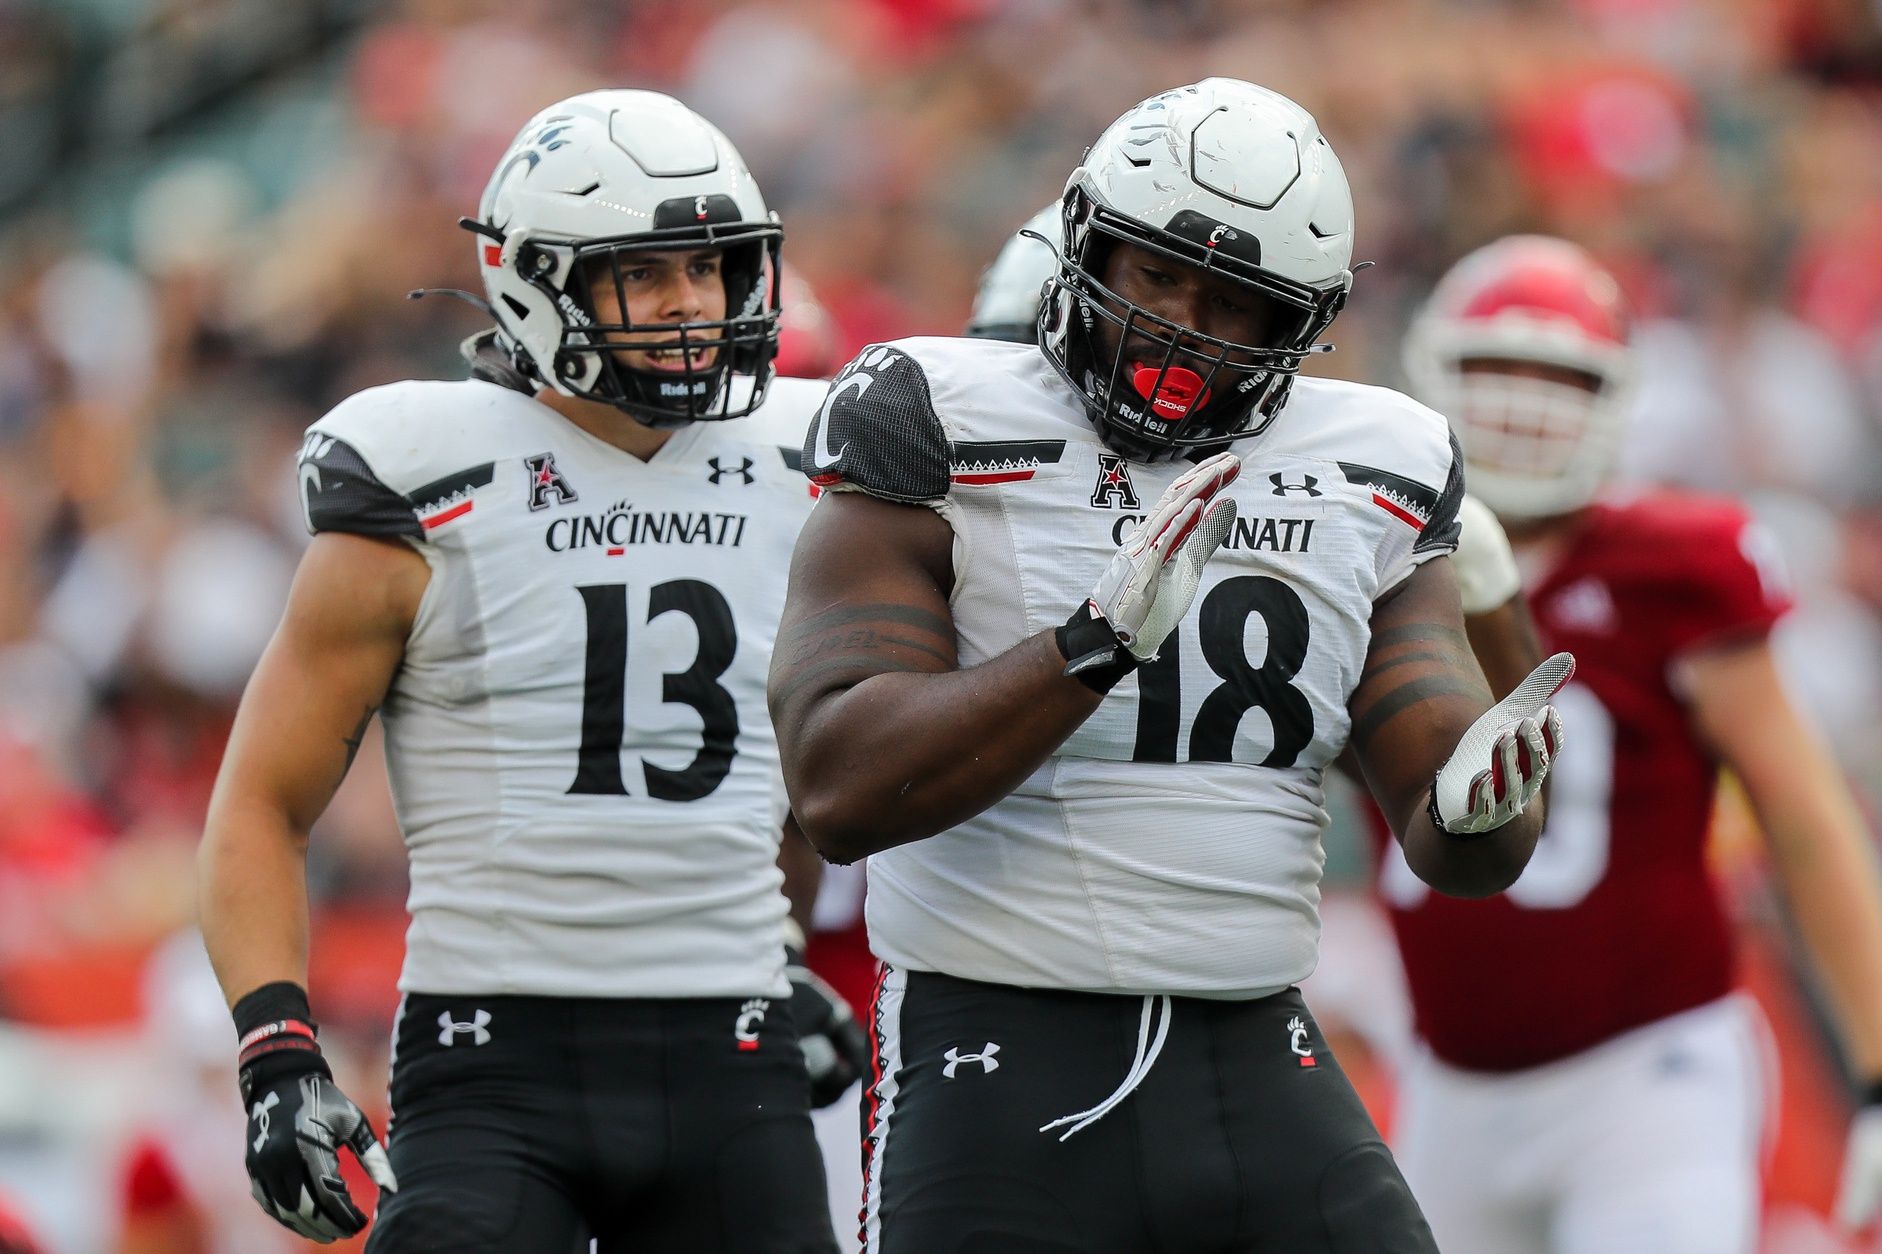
xmin=770 ymin=79 xmax=1572 ymax=1253
xmin=968 ymin=207 xmax=1544 ymax=687
xmin=197 ymin=90 xmax=858 ymax=1253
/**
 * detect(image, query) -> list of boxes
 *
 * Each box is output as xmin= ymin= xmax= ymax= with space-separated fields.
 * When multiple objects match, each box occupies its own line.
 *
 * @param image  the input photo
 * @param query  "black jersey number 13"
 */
xmin=569 ymin=579 xmax=739 ymax=800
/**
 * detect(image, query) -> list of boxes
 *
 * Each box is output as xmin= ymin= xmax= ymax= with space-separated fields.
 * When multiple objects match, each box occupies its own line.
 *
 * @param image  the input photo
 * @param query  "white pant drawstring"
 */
xmin=1039 ymin=994 xmax=1172 ymax=1142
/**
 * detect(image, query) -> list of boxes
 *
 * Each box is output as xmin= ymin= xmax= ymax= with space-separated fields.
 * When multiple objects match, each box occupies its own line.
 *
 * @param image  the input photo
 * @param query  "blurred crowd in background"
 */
xmin=1 ymin=0 xmax=1880 ymax=1249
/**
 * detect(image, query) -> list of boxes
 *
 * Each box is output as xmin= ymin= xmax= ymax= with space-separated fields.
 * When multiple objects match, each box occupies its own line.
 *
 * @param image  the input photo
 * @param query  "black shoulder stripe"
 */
xmin=1414 ymin=431 xmax=1466 ymax=555
xmin=951 ymin=440 xmax=1067 ymax=468
xmin=1336 ymin=459 xmax=1441 ymax=519
xmin=299 ymin=433 xmax=422 ymax=539
xmin=777 ymin=445 xmax=803 ymax=473
xmin=407 ymin=462 xmax=496 ymax=513
xmin=1339 ymin=440 xmax=1465 ymax=553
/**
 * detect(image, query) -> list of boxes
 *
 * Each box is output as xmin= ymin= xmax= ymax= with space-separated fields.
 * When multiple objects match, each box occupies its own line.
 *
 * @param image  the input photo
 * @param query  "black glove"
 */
xmin=786 ymin=948 xmax=871 ymax=1108
xmin=235 ymin=982 xmax=398 ymax=1243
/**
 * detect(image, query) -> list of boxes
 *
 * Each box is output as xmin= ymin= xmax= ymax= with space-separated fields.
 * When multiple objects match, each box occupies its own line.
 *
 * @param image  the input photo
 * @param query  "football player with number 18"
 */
xmin=197 ymin=91 xmax=861 ymax=1253
xmin=967 ymin=209 xmax=1546 ymax=706
xmin=771 ymin=79 xmax=1571 ymax=1253
xmin=1384 ymin=235 xmax=1882 ymax=1254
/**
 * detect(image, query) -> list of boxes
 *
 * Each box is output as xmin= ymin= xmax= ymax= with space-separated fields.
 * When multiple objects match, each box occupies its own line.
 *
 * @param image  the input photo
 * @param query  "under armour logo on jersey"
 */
xmin=1270 ymin=473 xmax=1321 ymax=497
xmin=438 ymin=1009 xmax=492 ymax=1047
xmin=942 ymin=1042 xmax=1001 ymax=1078
xmin=249 ymin=1090 xmax=280 ymax=1153
xmin=1287 ymin=1015 xmax=1316 ymax=1068
xmin=734 ymin=998 xmax=769 ymax=1051
xmin=524 ymin=452 xmax=579 ymax=511
xmin=1091 ymin=453 xmax=1142 ymax=509
xmin=707 ymin=456 xmax=755 ymax=485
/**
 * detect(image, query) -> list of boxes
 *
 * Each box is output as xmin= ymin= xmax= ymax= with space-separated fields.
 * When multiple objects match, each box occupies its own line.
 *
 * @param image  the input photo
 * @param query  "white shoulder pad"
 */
xmin=300 ymin=379 xmax=529 ymax=539
xmin=1282 ymin=378 xmax=1465 ymax=556
xmin=1452 ymin=494 xmax=1522 ymax=615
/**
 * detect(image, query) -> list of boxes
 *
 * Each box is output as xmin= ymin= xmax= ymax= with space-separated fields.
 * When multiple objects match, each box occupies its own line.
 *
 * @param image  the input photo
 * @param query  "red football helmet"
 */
xmin=1404 ymin=236 xmax=1634 ymax=519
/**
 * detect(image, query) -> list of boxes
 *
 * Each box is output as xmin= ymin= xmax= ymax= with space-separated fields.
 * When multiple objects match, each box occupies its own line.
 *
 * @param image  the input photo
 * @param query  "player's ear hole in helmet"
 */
xmin=1039 ymin=80 xmax=1357 ymax=464
xmin=470 ymin=90 xmax=785 ymax=429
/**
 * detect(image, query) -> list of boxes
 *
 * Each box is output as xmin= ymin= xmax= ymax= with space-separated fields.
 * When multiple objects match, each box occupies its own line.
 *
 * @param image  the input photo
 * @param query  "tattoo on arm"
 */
xmin=1349 ymin=675 xmax=1486 ymax=748
xmin=772 ymin=603 xmax=955 ymax=710
xmin=1366 ymin=623 xmax=1471 ymax=653
xmin=1349 ymin=622 xmax=1489 ymax=750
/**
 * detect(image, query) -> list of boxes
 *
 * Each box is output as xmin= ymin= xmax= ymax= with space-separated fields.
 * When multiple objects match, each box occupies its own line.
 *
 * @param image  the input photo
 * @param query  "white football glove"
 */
xmin=1836 ymin=1103 xmax=1882 ymax=1233
xmin=1088 ymin=451 xmax=1241 ymax=662
xmin=1431 ymin=652 xmax=1574 ymax=835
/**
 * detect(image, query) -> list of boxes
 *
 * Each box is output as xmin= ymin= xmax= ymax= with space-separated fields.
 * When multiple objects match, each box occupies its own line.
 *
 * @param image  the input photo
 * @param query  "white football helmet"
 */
xmin=1404 ymin=236 xmax=1635 ymax=519
xmin=965 ymin=204 xmax=1060 ymax=343
xmin=473 ymin=90 xmax=782 ymax=427
xmin=1041 ymin=79 xmax=1355 ymax=461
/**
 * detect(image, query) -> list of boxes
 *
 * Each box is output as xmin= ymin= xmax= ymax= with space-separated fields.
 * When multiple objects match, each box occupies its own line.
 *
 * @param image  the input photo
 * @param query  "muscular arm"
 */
xmin=1349 ymin=559 xmax=1544 ymax=897
xmin=769 ymin=492 xmax=1103 ymax=863
xmin=198 ymin=532 xmax=428 ymax=1007
xmin=1332 ymin=589 xmax=1543 ymax=785
xmin=1684 ymin=641 xmax=1882 ymax=1080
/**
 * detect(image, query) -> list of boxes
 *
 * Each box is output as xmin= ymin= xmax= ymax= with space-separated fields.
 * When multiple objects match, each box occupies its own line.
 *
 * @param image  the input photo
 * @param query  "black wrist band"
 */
xmin=232 ymin=981 xmax=316 ymax=1039
xmin=1057 ymin=600 xmax=1139 ymax=695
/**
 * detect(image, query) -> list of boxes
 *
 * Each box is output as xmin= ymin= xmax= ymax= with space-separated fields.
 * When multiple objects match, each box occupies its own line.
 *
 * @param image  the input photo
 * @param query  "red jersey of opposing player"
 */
xmin=1380 ymin=491 xmax=1791 ymax=1071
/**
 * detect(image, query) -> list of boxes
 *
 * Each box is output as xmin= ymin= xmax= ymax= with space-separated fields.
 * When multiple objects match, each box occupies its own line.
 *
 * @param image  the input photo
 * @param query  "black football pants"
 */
xmin=364 ymin=992 xmax=837 ymax=1253
xmin=860 ymin=967 xmax=1436 ymax=1254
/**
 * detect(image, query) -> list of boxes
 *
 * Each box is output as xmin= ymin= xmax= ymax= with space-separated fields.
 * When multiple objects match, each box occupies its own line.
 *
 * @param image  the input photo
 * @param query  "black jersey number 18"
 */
xmin=1132 ymin=575 xmax=1315 ymax=767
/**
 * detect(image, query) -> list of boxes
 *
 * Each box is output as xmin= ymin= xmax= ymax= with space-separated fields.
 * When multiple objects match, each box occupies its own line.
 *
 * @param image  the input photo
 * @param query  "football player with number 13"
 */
xmin=197 ymin=91 xmax=860 ymax=1253
xmin=772 ymin=79 xmax=1570 ymax=1253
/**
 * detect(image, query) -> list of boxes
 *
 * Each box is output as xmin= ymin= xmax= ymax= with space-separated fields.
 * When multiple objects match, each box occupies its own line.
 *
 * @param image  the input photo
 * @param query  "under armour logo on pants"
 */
xmin=438 ymin=1009 xmax=492 ymax=1047
xmin=942 ymin=1043 xmax=1001 ymax=1078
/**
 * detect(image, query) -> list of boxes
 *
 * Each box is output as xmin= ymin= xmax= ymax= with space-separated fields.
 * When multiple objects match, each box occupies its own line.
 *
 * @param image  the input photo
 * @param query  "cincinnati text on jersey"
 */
xmin=1108 ymin=511 xmax=1317 ymax=552
xmin=544 ymin=501 xmax=748 ymax=553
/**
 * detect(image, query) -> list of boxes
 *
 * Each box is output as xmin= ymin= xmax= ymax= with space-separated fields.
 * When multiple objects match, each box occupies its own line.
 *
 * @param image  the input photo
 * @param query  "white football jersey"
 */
xmin=806 ymin=338 xmax=1462 ymax=998
xmin=299 ymin=372 xmax=823 ymax=999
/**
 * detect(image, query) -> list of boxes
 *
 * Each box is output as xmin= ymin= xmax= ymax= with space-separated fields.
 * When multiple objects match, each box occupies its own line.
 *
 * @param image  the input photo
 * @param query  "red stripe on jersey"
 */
xmin=1372 ymin=493 xmax=1426 ymax=530
xmin=951 ymin=470 xmax=1037 ymax=485
xmin=421 ymin=500 xmax=474 ymax=529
